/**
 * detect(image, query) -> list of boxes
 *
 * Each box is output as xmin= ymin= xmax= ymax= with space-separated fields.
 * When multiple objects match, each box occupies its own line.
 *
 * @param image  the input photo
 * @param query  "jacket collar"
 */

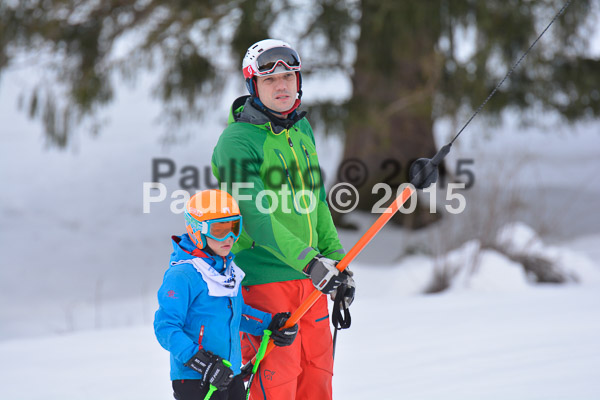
xmin=229 ymin=95 xmax=307 ymax=134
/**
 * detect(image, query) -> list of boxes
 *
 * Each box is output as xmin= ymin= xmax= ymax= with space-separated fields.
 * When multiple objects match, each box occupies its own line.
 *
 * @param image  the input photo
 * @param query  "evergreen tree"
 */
xmin=1 ymin=0 xmax=598 ymax=226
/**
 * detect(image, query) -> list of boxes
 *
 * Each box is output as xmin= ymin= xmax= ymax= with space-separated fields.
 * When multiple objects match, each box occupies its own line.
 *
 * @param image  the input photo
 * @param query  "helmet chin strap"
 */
xmin=279 ymin=95 xmax=302 ymax=117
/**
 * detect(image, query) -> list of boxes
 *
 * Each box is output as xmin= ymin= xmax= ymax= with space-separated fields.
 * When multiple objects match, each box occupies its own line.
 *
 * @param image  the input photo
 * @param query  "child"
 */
xmin=154 ymin=189 xmax=298 ymax=400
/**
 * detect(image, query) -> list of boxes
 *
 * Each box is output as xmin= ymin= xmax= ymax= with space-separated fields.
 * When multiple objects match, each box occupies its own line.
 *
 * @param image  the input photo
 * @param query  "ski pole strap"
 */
xmin=331 ymin=287 xmax=351 ymax=330
xmin=204 ymin=359 xmax=232 ymax=400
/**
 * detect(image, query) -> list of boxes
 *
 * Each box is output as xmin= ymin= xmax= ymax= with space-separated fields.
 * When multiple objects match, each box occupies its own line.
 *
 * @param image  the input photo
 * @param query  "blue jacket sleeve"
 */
xmin=154 ymin=269 xmax=199 ymax=364
xmin=240 ymin=302 xmax=273 ymax=337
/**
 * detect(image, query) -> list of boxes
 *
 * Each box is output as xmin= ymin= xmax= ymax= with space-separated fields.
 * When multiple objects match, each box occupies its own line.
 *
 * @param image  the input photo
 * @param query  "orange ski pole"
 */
xmin=244 ymin=185 xmax=415 ymax=368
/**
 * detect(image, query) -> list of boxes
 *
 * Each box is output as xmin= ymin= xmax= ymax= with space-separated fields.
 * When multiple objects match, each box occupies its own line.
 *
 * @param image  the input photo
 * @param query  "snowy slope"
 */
xmin=334 ymin=282 xmax=600 ymax=400
xmin=1 ymin=266 xmax=599 ymax=400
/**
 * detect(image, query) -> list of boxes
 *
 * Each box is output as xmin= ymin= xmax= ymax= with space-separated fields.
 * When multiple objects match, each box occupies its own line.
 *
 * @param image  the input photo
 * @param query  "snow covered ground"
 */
xmin=2 ymin=34 xmax=600 ymax=399
xmin=336 ymin=284 xmax=600 ymax=399
xmin=1 ymin=265 xmax=599 ymax=400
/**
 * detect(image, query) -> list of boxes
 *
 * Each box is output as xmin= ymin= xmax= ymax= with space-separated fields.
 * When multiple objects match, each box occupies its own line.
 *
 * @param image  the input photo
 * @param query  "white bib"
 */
xmin=171 ymin=258 xmax=245 ymax=297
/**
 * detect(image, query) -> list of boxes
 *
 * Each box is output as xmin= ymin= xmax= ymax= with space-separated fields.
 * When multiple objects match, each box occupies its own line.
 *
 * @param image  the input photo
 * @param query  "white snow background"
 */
xmin=2 ymin=22 xmax=600 ymax=400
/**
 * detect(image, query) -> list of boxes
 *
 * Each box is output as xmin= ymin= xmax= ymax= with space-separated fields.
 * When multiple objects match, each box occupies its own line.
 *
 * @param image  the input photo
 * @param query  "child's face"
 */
xmin=206 ymin=236 xmax=234 ymax=257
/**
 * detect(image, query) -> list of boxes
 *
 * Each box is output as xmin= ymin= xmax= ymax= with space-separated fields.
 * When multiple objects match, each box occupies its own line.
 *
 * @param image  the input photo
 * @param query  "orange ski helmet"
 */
xmin=184 ymin=190 xmax=242 ymax=249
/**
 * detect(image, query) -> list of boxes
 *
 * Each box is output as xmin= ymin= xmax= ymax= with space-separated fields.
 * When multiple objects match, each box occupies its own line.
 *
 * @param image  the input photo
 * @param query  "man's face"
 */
xmin=255 ymin=72 xmax=297 ymax=115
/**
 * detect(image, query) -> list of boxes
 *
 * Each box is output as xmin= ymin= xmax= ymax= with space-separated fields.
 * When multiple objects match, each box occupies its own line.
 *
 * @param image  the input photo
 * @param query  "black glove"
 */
xmin=330 ymin=268 xmax=355 ymax=308
xmin=303 ymin=256 xmax=347 ymax=295
xmin=184 ymin=349 xmax=234 ymax=390
xmin=268 ymin=312 xmax=298 ymax=347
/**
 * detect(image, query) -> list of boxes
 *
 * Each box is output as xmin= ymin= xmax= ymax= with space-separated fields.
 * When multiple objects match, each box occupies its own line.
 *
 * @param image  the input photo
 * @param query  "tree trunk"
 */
xmin=336 ymin=1 xmax=444 ymax=229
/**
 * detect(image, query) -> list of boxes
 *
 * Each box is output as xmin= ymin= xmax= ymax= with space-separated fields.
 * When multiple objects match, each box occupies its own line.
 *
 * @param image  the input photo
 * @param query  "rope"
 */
xmin=450 ymin=0 xmax=574 ymax=144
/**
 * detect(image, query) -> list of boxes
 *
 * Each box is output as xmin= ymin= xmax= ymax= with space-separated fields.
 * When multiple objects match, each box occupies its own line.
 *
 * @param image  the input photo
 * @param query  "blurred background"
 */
xmin=1 ymin=1 xmax=600 ymax=399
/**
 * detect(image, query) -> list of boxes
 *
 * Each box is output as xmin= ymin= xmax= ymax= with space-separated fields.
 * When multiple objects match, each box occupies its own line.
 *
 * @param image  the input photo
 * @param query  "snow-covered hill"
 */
xmin=1 ymin=264 xmax=599 ymax=400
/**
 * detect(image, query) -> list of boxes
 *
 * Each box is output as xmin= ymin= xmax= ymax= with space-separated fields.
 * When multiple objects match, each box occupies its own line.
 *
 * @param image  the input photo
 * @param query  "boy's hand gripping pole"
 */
xmin=203 ymin=359 xmax=233 ymax=400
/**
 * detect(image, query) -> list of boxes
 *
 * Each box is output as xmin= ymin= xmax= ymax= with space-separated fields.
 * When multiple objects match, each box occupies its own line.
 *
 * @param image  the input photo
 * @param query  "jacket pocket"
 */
xmin=198 ymin=325 xmax=205 ymax=350
xmin=300 ymin=139 xmax=317 ymax=192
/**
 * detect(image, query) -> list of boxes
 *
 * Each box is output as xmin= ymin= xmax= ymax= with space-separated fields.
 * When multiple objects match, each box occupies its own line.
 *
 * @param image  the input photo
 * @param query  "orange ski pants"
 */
xmin=241 ymin=279 xmax=333 ymax=400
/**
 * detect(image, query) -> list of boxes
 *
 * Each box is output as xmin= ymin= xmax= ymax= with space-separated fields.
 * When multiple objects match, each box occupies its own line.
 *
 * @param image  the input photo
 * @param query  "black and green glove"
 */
xmin=184 ymin=349 xmax=233 ymax=390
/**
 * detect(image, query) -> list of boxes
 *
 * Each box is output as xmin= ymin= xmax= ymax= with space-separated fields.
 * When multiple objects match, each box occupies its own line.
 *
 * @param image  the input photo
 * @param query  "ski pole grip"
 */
xmin=203 ymin=359 xmax=232 ymax=400
xmin=204 ymin=385 xmax=217 ymax=400
xmin=253 ymin=330 xmax=272 ymax=374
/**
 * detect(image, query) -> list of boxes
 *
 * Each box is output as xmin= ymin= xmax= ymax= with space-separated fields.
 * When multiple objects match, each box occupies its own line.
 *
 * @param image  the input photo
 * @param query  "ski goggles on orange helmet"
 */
xmin=185 ymin=214 xmax=243 ymax=242
xmin=255 ymin=46 xmax=301 ymax=75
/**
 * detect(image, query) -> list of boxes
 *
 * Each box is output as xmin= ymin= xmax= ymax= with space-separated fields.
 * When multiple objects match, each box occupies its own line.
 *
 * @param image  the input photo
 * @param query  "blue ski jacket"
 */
xmin=154 ymin=234 xmax=273 ymax=380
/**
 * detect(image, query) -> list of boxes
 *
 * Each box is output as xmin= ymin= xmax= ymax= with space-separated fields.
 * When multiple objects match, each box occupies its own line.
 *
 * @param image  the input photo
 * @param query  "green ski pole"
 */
xmin=204 ymin=359 xmax=233 ymax=400
xmin=246 ymin=329 xmax=272 ymax=400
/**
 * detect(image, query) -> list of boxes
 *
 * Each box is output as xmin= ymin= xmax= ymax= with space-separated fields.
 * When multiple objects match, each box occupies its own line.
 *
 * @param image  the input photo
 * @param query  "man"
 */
xmin=212 ymin=39 xmax=355 ymax=400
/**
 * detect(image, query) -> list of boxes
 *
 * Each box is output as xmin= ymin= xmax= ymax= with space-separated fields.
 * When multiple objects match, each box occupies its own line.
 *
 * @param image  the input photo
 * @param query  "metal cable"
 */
xmin=450 ymin=0 xmax=574 ymax=144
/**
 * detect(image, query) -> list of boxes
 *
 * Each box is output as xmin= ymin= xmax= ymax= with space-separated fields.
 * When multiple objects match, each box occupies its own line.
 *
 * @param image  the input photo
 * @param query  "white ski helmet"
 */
xmin=242 ymin=39 xmax=303 ymax=114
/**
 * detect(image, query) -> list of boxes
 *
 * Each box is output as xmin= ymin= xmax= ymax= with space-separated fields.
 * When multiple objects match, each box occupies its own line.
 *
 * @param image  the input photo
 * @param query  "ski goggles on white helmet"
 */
xmin=184 ymin=214 xmax=243 ymax=242
xmin=255 ymin=47 xmax=301 ymax=75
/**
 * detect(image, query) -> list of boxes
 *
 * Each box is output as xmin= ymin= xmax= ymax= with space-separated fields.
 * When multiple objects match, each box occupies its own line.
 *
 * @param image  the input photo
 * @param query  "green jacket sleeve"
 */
xmin=315 ymin=196 xmax=346 ymax=262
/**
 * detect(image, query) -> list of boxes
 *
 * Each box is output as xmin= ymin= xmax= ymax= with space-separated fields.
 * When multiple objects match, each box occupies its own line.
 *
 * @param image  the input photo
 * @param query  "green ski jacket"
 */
xmin=212 ymin=96 xmax=345 ymax=285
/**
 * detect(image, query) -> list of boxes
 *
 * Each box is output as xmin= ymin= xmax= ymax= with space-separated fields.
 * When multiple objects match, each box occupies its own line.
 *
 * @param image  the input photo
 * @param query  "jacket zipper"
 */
xmin=228 ymin=297 xmax=235 ymax=363
xmin=284 ymin=129 xmax=313 ymax=247
xmin=276 ymin=152 xmax=301 ymax=212
xmin=198 ymin=325 xmax=204 ymax=350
